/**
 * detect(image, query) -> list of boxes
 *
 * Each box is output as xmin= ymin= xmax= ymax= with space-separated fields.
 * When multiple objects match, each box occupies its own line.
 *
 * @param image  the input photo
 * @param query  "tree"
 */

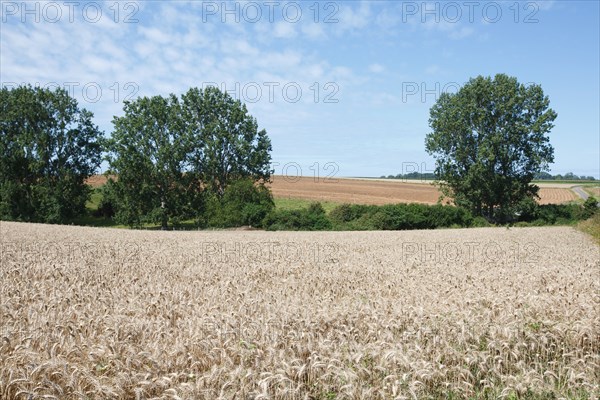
xmin=107 ymin=86 xmax=272 ymax=229
xmin=182 ymin=86 xmax=272 ymax=196
xmin=0 ymin=85 xmax=103 ymax=223
xmin=425 ymin=74 xmax=557 ymax=223
xmin=107 ymin=94 xmax=202 ymax=229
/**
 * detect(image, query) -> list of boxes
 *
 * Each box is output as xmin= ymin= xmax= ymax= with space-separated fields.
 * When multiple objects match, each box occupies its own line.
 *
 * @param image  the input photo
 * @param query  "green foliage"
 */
xmin=329 ymin=203 xmax=375 ymax=223
xmin=107 ymin=86 xmax=272 ymax=229
xmin=329 ymin=203 xmax=473 ymax=230
xmin=0 ymin=85 xmax=103 ymax=223
xmin=425 ymin=74 xmax=557 ymax=223
xmin=182 ymin=87 xmax=272 ymax=195
xmin=107 ymin=94 xmax=203 ymax=229
xmin=92 ymin=180 xmax=118 ymax=219
xmin=513 ymin=199 xmax=591 ymax=226
xmin=471 ymin=216 xmax=492 ymax=227
xmin=582 ymin=196 xmax=598 ymax=219
xmin=264 ymin=202 xmax=332 ymax=231
xmin=205 ymin=179 xmax=274 ymax=228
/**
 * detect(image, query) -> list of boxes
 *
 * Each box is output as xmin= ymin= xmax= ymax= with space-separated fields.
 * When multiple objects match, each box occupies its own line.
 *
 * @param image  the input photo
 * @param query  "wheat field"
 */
xmin=1 ymin=221 xmax=599 ymax=399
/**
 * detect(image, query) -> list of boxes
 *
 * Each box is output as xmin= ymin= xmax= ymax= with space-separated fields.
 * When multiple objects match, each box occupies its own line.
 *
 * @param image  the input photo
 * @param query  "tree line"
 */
xmin=534 ymin=172 xmax=596 ymax=181
xmin=0 ymin=85 xmax=272 ymax=228
xmin=1 ymin=75 xmax=595 ymax=228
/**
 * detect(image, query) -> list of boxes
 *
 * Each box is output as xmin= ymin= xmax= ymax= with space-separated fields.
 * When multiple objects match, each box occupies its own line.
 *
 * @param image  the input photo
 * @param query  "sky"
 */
xmin=1 ymin=0 xmax=599 ymax=178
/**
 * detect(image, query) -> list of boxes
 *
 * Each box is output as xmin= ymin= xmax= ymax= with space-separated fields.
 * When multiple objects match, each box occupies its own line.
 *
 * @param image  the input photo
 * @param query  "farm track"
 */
xmin=1 ymin=221 xmax=599 ymax=399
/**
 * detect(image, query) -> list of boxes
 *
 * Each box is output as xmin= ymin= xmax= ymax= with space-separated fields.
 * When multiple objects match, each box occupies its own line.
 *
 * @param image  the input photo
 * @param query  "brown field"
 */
xmin=86 ymin=175 xmax=580 ymax=205
xmin=1 ymin=221 xmax=599 ymax=399
xmin=268 ymin=176 xmax=442 ymax=205
xmin=536 ymin=187 xmax=579 ymax=205
xmin=269 ymin=176 xmax=578 ymax=206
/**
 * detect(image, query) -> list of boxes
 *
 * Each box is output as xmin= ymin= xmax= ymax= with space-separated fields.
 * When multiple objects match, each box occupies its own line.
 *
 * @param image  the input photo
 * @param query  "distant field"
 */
xmin=585 ymin=187 xmax=600 ymax=197
xmin=268 ymin=176 xmax=579 ymax=206
xmin=86 ymin=175 xmax=582 ymax=207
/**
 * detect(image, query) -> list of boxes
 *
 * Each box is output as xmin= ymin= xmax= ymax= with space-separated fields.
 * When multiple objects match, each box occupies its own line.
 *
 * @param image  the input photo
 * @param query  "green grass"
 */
xmin=85 ymin=188 xmax=103 ymax=211
xmin=274 ymin=197 xmax=341 ymax=214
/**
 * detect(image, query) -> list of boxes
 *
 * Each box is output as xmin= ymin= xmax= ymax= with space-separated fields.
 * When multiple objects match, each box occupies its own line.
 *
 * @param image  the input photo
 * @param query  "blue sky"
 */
xmin=1 ymin=0 xmax=599 ymax=178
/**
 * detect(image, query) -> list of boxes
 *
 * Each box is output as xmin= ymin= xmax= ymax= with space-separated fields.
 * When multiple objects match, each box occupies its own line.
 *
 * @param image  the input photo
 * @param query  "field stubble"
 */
xmin=0 ymin=222 xmax=599 ymax=399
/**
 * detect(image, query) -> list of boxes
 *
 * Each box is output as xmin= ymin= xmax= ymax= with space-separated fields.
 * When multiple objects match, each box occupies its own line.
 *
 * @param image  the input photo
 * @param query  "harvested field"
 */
xmin=268 ymin=176 xmax=441 ymax=205
xmin=85 ymin=175 xmax=579 ymax=206
xmin=1 ymin=221 xmax=599 ymax=399
xmin=537 ymin=187 xmax=579 ymax=204
xmin=269 ymin=176 xmax=578 ymax=206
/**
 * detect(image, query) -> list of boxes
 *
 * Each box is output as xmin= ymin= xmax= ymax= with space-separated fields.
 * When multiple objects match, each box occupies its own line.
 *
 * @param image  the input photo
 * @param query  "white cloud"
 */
xmin=273 ymin=21 xmax=297 ymax=38
xmin=302 ymin=23 xmax=326 ymax=39
xmin=369 ymin=63 xmax=385 ymax=73
xmin=449 ymin=26 xmax=474 ymax=39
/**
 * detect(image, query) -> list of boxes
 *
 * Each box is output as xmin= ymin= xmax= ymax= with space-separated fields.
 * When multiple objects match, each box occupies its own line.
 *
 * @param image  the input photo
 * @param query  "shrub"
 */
xmin=330 ymin=202 xmax=473 ymax=230
xmin=471 ymin=216 xmax=492 ymax=227
xmin=206 ymin=179 xmax=274 ymax=228
xmin=582 ymin=196 xmax=598 ymax=219
xmin=264 ymin=202 xmax=331 ymax=231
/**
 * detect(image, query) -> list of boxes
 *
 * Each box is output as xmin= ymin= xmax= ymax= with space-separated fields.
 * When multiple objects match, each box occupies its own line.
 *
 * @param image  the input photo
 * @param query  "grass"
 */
xmin=274 ymin=197 xmax=341 ymax=214
xmin=577 ymin=213 xmax=600 ymax=244
xmin=583 ymin=187 xmax=600 ymax=197
xmin=85 ymin=188 xmax=103 ymax=210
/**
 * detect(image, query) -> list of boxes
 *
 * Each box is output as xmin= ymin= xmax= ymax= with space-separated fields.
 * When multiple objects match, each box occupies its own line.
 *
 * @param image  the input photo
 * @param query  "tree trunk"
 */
xmin=161 ymin=199 xmax=168 ymax=230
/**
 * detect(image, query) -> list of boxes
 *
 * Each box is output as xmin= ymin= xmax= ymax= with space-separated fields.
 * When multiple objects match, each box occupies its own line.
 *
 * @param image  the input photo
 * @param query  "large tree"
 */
xmin=425 ymin=74 xmax=557 ymax=222
xmin=0 ymin=85 xmax=103 ymax=223
xmin=182 ymin=86 xmax=272 ymax=195
xmin=108 ymin=94 xmax=202 ymax=229
xmin=107 ymin=87 xmax=272 ymax=229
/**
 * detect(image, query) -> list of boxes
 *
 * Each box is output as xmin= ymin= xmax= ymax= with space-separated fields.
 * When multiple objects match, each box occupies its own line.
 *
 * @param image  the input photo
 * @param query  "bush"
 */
xmin=329 ymin=203 xmax=374 ymax=224
xmin=471 ymin=216 xmax=492 ymax=227
xmin=206 ymin=179 xmax=274 ymax=228
xmin=533 ymin=204 xmax=583 ymax=224
xmin=330 ymin=202 xmax=473 ymax=230
xmin=264 ymin=202 xmax=331 ymax=231
xmin=514 ymin=198 xmax=590 ymax=225
xmin=582 ymin=196 xmax=598 ymax=219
